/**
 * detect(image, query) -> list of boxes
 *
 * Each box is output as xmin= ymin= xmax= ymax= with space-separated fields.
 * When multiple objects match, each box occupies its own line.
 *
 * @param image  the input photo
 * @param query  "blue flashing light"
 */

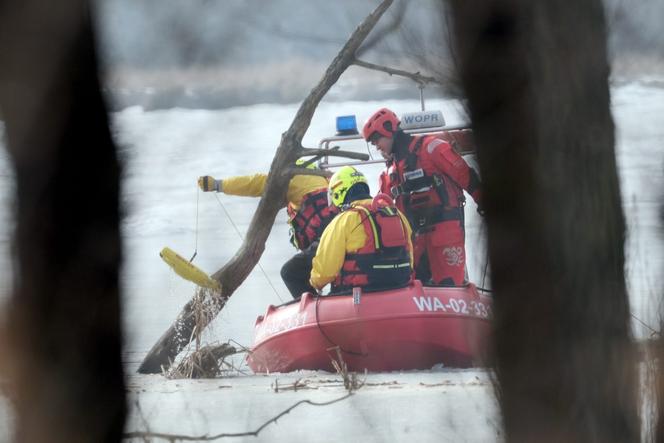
xmin=336 ymin=115 xmax=358 ymax=135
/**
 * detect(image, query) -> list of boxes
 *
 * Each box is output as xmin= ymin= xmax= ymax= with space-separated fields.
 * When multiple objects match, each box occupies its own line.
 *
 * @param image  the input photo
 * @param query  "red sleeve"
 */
xmin=424 ymin=137 xmax=482 ymax=205
xmin=378 ymin=170 xmax=390 ymax=195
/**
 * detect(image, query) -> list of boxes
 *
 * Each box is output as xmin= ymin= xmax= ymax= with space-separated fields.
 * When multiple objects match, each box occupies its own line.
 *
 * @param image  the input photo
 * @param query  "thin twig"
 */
xmin=123 ymin=393 xmax=353 ymax=441
xmin=271 ymin=378 xmax=317 ymax=392
xmin=219 ymin=356 xmax=251 ymax=377
xmin=353 ymin=58 xmax=439 ymax=85
xmin=299 ymin=147 xmax=370 ymax=160
xmin=282 ymin=167 xmax=333 ymax=179
xmin=167 ymin=343 xmax=240 ymax=379
xmin=328 ymin=346 xmax=366 ymax=392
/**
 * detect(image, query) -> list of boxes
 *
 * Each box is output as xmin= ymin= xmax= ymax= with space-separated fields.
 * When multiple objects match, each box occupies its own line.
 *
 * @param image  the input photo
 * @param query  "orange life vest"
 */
xmin=387 ymin=134 xmax=474 ymax=231
xmin=287 ymin=188 xmax=339 ymax=250
xmin=332 ymin=195 xmax=412 ymax=294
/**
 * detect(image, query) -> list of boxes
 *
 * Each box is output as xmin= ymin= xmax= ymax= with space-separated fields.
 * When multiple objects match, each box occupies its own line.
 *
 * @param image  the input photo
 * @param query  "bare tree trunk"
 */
xmin=139 ymin=0 xmax=394 ymax=374
xmin=0 ymin=1 xmax=126 ymax=441
xmin=448 ymin=0 xmax=639 ymax=441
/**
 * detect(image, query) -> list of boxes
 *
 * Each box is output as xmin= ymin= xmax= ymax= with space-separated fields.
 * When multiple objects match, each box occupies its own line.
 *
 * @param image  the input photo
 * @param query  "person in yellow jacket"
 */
xmin=198 ymin=158 xmax=339 ymax=298
xmin=310 ymin=166 xmax=414 ymax=294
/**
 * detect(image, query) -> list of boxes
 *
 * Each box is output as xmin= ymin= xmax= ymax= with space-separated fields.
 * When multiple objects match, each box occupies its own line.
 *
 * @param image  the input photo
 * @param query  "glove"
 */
xmin=198 ymin=176 xmax=222 ymax=192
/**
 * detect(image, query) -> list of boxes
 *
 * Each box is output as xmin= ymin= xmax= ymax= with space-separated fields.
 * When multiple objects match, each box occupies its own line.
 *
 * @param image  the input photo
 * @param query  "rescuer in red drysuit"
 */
xmin=363 ymin=108 xmax=482 ymax=286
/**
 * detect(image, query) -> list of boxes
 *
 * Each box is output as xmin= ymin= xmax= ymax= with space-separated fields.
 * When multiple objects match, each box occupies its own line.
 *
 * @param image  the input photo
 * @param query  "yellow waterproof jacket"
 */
xmin=310 ymin=199 xmax=414 ymax=290
xmin=222 ymin=173 xmax=329 ymax=210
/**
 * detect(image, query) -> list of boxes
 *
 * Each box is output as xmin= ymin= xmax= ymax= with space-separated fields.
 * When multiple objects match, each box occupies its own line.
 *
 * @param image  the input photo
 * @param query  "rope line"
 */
xmin=315 ymin=293 xmax=367 ymax=357
xmin=189 ymin=186 xmax=200 ymax=262
xmin=213 ymin=193 xmax=285 ymax=303
xmin=631 ymin=313 xmax=659 ymax=337
xmin=480 ymin=220 xmax=491 ymax=293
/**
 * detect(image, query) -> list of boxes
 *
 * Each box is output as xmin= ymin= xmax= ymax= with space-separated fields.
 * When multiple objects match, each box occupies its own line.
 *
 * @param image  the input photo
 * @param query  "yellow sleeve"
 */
xmin=222 ymin=173 xmax=328 ymax=207
xmin=398 ymin=209 xmax=414 ymax=268
xmin=309 ymin=211 xmax=367 ymax=290
xmin=221 ymin=174 xmax=268 ymax=197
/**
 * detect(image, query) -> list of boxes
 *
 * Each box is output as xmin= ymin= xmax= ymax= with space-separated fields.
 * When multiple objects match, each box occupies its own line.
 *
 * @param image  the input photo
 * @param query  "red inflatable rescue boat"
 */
xmin=247 ymin=280 xmax=492 ymax=373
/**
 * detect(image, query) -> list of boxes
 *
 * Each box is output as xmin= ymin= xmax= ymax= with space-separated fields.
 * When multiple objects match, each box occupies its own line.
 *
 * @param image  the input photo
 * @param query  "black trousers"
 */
xmin=280 ymin=242 xmax=318 ymax=299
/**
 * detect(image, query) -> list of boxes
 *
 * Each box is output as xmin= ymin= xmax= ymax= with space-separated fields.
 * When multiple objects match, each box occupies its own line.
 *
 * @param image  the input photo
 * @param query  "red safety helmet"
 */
xmin=362 ymin=108 xmax=400 ymax=142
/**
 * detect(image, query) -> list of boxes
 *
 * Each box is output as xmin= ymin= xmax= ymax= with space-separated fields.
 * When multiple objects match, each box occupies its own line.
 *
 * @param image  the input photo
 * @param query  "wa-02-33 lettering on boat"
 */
xmin=412 ymin=296 xmax=491 ymax=319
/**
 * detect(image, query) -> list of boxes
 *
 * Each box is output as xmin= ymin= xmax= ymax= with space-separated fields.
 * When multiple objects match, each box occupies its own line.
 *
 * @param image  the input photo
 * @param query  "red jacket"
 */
xmin=379 ymin=132 xmax=481 ymax=231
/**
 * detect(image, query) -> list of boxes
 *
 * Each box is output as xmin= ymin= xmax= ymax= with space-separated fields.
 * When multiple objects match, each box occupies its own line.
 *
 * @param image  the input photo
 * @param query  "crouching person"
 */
xmin=198 ymin=158 xmax=338 ymax=299
xmin=309 ymin=166 xmax=414 ymax=295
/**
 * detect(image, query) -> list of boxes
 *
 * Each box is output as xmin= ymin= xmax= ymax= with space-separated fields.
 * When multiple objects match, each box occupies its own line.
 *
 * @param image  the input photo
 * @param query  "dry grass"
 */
xmin=165 ymin=287 xmax=246 ymax=379
xmin=166 ymin=343 xmax=239 ymax=379
xmin=328 ymin=346 xmax=365 ymax=392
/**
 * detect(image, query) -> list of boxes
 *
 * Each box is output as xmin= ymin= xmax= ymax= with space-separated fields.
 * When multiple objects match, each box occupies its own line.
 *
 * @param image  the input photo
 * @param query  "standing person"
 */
xmin=198 ymin=158 xmax=338 ymax=298
xmin=309 ymin=166 xmax=413 ymax=295
xmin=363 ymin=108 xmax=482 ymax=286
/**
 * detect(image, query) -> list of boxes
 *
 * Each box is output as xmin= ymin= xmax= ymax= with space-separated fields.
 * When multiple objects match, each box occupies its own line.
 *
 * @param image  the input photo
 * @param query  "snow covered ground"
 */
xmin=0 ymin=81 xmax=663 ymax=441
xmin=122 ymin=370 xmax=500 ymax=442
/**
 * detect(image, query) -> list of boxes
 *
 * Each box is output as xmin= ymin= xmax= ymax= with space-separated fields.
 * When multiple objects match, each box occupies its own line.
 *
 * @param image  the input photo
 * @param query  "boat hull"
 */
xmin=247 ymin=280 xmax=492 ymax=373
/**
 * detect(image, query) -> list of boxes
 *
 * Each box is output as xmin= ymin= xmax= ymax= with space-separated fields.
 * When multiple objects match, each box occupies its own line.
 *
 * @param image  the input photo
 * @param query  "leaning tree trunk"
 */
xmin=0 ymin=1 xmax=126 ymax=442
xmin=138 ymin=0 xmax=394 ymax=374
xmin=449 ymin=0 xmax=639 ymax=441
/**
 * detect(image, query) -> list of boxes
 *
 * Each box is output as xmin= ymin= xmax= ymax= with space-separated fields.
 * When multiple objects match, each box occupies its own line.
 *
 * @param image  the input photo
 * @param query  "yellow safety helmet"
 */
xmin=328 ymin=166 xmax=368 ymax=208
xmin=295 ymin=157 xmax=318 ymax=170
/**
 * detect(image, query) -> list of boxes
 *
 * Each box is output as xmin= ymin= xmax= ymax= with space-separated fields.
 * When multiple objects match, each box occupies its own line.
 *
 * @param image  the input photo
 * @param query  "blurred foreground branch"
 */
xmin=0 ymin=0 xmax=126 ymax=440
xmin=449 ymin=0 xmax=639 ymax=441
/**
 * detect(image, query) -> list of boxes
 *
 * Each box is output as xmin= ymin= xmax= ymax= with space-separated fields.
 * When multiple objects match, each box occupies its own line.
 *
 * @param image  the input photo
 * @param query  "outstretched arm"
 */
xmin=198 ymin=173 xmax=268 ymax=197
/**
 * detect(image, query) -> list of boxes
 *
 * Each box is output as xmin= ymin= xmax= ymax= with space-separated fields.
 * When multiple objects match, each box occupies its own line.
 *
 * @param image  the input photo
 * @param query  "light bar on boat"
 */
xmin=400 ymin=110 xmax=445 ymax=130
xmin=335 ymin=115 xmax=358 ymax=135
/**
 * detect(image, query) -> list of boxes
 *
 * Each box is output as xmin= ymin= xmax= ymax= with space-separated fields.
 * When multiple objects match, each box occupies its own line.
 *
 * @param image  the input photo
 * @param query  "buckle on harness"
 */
xmin=390 ymin=185 xmax=404 ymax=198
xmin=353 ymin=287 xmax=361 ymax=305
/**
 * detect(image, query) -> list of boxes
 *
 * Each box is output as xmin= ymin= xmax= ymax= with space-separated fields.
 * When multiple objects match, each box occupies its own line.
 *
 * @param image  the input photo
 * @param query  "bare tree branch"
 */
xmin=353 ymin=58 xmax=439 ymax=85
xmin=123 ymin=393 xmax=353 ymax=441
xmin=299 ymin=147 xmax=370 ymax=161
xmin=284 ymin=148 xmax=370 ymax=178
xmin=283 ymin=167 xmax=333 ymax=179
xmin=138 ymin=0 xmax=394 ymax=374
